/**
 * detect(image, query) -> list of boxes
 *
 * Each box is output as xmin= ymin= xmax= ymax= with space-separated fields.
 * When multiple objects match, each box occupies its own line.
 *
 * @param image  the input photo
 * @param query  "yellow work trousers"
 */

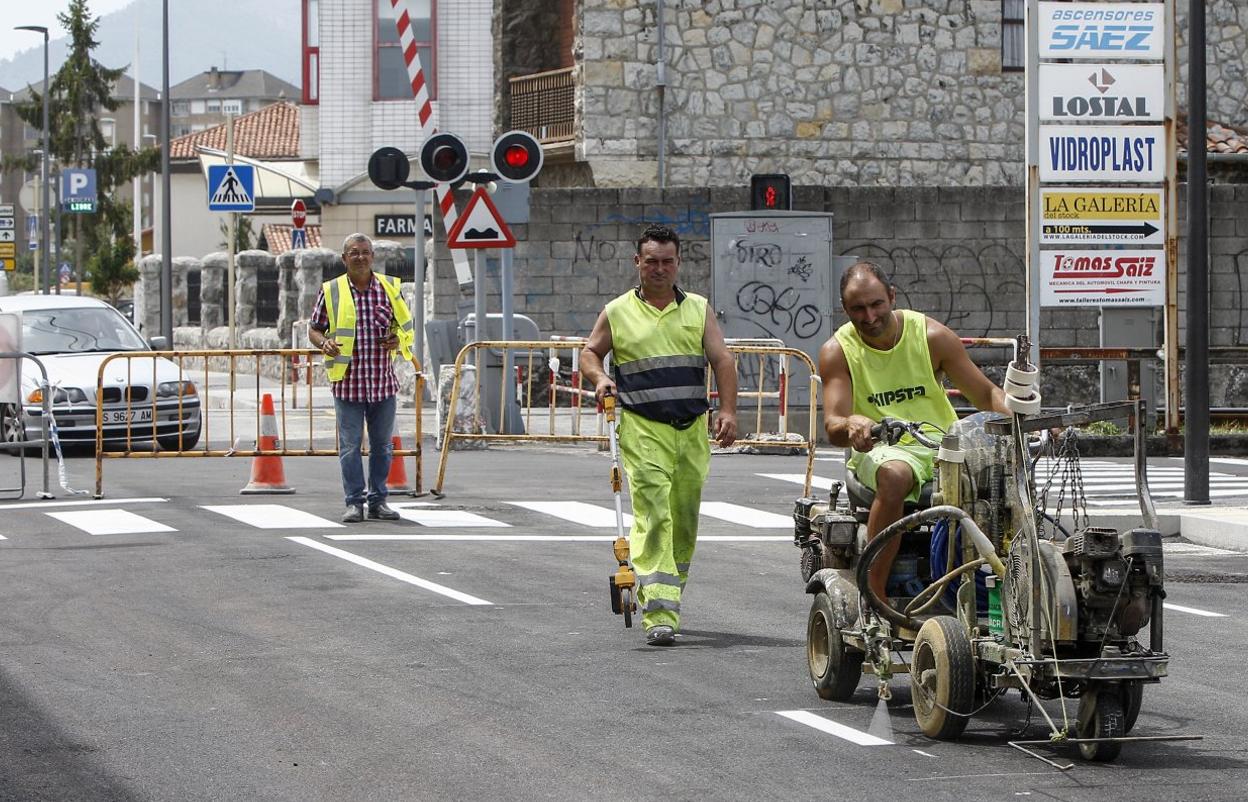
xmin=617 ymin=408 xmax=711 ymax=631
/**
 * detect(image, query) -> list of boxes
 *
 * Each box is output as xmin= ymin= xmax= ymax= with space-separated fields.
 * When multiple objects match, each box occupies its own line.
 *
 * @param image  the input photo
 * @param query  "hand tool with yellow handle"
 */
xmin=603 ymin=393 xmax=636 ymax=628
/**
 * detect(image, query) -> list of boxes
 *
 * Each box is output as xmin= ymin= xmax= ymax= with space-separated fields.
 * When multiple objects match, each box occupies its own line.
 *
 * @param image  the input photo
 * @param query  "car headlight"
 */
xmin=28 ymin=387 xmax=89 ymax=405
xmin=157 ymin=381 xmax=198 ymax=398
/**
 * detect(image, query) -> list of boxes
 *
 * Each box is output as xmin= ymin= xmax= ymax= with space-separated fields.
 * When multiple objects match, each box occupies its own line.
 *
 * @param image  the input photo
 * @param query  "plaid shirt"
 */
xmin=309 ymin=274 xmax=399 ymax=402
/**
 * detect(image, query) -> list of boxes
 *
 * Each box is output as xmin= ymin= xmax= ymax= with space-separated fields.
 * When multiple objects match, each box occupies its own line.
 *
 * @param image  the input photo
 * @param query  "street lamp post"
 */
xmin=15 ymin=24 xmax=50 ymax=295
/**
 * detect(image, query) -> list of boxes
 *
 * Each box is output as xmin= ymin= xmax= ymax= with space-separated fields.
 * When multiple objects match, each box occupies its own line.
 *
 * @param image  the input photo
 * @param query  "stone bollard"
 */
xmin=201 ymin=252 xmax=228 ymax=330
xmin=276 ymin=250 xmax=298 ymax=346
xmin=172 ymin=256 xmax=200 ymax=328
xmin=435 ymin=363 xmax=487 ymax=451
xmin=135 ymin=254 xmax=162 ymax=334
xmin=234 ymin=249 xmax=273 ymax=331
xmin=294 ymin=247 xmax=337 ymax=320
xmin=373 ymin=239 xmax=407 ymax=279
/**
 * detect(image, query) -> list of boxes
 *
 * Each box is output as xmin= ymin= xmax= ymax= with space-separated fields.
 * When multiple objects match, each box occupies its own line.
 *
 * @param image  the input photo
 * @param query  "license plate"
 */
xmin=103 ymin=408 xmax=154 ymax=425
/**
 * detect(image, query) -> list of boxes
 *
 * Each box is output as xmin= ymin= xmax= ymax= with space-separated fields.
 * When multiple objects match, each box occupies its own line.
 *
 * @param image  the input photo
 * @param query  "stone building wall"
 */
xmin=565 ymin=0 xmax=1248 ymax=188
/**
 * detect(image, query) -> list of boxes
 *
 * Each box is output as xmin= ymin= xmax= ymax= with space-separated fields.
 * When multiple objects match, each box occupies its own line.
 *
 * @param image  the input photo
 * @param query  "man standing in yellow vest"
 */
xmin=308 ymin=233 xmax=416 ymax=523
xmin=582 ymin=224 xmax=739 ymax=646
xmin=819 ymin=261 xmax=1008 ymax=601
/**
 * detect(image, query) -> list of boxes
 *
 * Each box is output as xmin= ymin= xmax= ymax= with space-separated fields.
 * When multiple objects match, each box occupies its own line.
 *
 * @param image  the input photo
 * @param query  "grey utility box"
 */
xmin=1099 ymin=307 xmax=1159 ymax=422
xmin=710 ymin=211 xmax=836 ymax=407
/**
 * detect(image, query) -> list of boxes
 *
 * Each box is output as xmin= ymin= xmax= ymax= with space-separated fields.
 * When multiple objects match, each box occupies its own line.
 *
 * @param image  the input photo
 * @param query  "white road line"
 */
xmin=775 ymin=710 xmax=893 ymax=745
xmin=1163 ymin=603 xmax=1227 ymax=618
xmin=1164 ymin=542 xmax=1238 ymax=556
xmin=46 ymin=509 xmax=176 ymax=536
xmin=201 ymin=504 xmax=343 ymax=529
xmin=507 ymin=501 xmax=635 ymax=528
xmin=700 ymin=501 xmax=792 ymax=528
xmin=758 ymin=473 xmax=834 ymax=491
xmin=913 ymin=750 xmax=936 ymax=758
xmin=286 ymin=536 xmax=492 ymax=605
xmin=325 ymin=534 xmax=791 ymax=543
xmin=0 ymin=533 xmax=7 ymax=540
xmin=1211 ymin=458 xmax=1248 ymax=467
xmin=1 ymin=497 xmax=167 ymax=510
xmin=391 ymin=508 xmax=511 ymax=528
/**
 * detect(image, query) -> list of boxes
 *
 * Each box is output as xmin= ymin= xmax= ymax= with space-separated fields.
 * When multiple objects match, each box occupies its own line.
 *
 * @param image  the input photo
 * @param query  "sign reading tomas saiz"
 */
xmin=1038 ymin=2 xmax=1165 ymax=60
xmin=1040 ymin=188 xmax=1165 ymax=245
xmin=1040 ymin=249 xmax=1166 ymax=307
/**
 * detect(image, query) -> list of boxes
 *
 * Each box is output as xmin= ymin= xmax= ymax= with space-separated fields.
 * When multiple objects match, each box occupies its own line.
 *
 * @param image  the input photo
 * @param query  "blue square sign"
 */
xmin=207 ymin=164 xmax=255 ymax=212
xmin=61 ymin=168 xmax=97 ymax=213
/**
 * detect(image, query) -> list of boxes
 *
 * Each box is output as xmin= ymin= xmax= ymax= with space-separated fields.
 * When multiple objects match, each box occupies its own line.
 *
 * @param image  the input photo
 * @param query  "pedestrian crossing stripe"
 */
xmin=201 ymin=504 xmax=342 ymax=529
xmin=47 ymin=509 xmax=176 ymax=536
xmin=207 ymin=164 xmax=255 ymax=212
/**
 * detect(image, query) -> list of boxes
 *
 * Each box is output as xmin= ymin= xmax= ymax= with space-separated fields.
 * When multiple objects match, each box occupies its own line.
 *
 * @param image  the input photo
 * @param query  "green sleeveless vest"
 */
xmin=605 ymin=288 xmax=709 ymax=423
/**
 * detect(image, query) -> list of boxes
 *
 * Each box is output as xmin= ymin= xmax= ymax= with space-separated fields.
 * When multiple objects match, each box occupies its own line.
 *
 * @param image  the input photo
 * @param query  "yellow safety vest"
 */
xmin=322 ymin=272 xmax=415 ymax=382
xmin=605 ymin=287 xmax=709 ymax=424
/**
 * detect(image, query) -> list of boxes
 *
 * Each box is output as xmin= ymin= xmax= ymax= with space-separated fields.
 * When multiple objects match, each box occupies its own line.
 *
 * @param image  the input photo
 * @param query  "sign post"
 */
xmin=291 ymin=198 xmax=308 ymax=250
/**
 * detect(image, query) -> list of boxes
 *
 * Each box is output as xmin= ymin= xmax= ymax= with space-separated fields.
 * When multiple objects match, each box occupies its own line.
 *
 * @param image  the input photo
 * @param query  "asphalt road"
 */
xmin=1 ymin=444 xmax=1247 ymax=801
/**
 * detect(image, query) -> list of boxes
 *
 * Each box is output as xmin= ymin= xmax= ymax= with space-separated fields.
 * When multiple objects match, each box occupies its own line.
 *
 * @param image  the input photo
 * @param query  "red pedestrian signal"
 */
xmin=750 ymin=173 xmax=792 ymax=211
xmin=420 ymin=133 xmax=469 ymax=184
xmin=491 ymin=130 xmax=544 ymax=183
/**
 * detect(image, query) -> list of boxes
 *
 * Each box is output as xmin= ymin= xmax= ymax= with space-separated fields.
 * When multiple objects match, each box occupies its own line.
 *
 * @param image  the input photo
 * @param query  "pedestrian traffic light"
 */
xmin=490 ymin=130 xmax=544 ymax=183
xmin=750 ymin=173 xmax=792 ymax=211
xmin=420 ymin=132 xmax=470 ymax=184
xmin=367 ymin=146 xmax=411 ymax=190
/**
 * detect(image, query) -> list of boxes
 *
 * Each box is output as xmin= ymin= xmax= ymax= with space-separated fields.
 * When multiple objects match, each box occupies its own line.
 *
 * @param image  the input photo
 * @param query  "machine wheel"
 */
xmin=157 ymin=424 xmax=201 ymax=452
xmin=807 ymin=591 xmax=863 ymax=701
xmin=911 ymin=615 xmax=975 ymax=740
xmin=1 ymin=403 xmax=29 ymax=456
xmin=1121 ymin=680 xmax=1143 ymax=734
xmin=1078 ymin=691 xmax=1125 ymax=761
xmin=621 ymin=587 xmax=634 ymax=629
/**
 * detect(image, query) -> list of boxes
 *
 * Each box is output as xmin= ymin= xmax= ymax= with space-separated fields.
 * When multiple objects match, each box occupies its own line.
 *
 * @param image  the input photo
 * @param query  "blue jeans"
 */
xmin=334 ymin=395 xmax=396 ymax=507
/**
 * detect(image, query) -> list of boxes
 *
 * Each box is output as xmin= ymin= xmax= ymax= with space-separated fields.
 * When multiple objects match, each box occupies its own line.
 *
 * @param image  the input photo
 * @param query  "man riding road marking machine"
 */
xmin=794 ymin=337 xmax=1198 ymax=764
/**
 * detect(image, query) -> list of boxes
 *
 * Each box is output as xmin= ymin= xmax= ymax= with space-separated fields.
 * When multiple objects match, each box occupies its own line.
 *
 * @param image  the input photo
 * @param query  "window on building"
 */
xmin=1002 ymin=0 xmax=1024 ymax=71
xmin=375 ymin=0 xmax=434 ymax=101
xmin=303 ymin=0 xmax=319 ymax=104
xmin=223 ymin=99 xmax=243 ymax=115
xmin=100 ymin=118 xmax=116 ymax=146
xmin=206 ymin=99 xmax=221 ymax=113
xmin=172 ymin=100 xmax=189 ymax=116
xmin=191 ymin=100 xmax=206 ymax=114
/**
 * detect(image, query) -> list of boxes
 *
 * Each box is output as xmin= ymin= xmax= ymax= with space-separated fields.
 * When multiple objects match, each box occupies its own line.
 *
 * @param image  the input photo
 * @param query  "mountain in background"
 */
xmin=0 ymin=0 xmax=300 ymax=93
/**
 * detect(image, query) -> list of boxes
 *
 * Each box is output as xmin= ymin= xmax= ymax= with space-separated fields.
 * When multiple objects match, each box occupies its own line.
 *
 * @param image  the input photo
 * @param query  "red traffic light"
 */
xmin=491 ymin=130 xmax=543 ymax=183
xmin=750 ymin=173 xmax=792 ymax=211
xmin=419 ymin=133 xmax=469 ymax=184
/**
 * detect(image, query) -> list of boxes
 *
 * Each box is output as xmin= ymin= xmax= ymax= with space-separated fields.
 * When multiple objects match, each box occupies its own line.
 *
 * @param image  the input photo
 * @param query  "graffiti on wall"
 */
xmin=841 ymin=243 xmax=1026 ymax=338
xmin=572 ymin=207 xmax=712 ymax=267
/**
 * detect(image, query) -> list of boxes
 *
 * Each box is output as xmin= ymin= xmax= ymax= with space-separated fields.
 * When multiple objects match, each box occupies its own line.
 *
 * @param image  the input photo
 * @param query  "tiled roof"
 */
xmin=260 ymin=224 xmax=322 ymax=254
xmin=170 ymin=69 xmax=299 ymax=101
xmin=10 ymin=74 xmax=159 ymax=103
xmin=1178 ymin=117 xmax=1248 ymax=155
xmin=168 ymin=101 xmax=301 ymax=160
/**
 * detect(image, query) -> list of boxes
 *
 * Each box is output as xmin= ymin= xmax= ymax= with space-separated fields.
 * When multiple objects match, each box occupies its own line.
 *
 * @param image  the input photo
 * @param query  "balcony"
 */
xmin=509 ymin=67 xmax=574 ymax=145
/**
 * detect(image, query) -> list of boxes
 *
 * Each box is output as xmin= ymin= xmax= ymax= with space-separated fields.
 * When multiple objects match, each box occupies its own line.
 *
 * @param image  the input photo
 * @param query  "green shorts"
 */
xmin=847 ymin=442 xmax=937 ymax=504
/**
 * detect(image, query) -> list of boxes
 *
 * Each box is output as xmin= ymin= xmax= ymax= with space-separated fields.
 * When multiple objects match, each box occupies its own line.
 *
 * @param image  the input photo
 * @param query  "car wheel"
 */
xmin=1 ymin=403 xmax=31 ymax=457
xmin=157 ymin=424 xmax=201 ymax=451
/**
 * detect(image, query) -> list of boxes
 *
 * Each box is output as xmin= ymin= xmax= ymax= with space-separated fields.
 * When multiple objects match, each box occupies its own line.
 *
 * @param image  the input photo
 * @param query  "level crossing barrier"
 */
xmin=92 ymin=349 xmax=426 ymax=498
xmin=432 ymin=340 xmax=819 ymax=497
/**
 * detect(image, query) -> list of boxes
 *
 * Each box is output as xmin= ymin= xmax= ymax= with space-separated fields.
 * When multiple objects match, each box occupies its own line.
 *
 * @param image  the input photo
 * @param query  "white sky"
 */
xmin=0 ymin=0 xmax=134 ymax=63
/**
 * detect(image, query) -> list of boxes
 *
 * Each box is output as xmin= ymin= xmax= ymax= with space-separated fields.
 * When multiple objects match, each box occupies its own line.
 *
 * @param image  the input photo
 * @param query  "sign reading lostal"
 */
xmin=1038 ymin=2 xmax=1165 ymax=61
xmin=1039 ymin=63 xmax=1164 ymax=122
xmin=1040 ymin=188 xmax=1164 ymax=245
xmin=1040 ymin=249 xmax=1166 ymax=306
xmin=1040 ymin=125 xmax=1164 ymax=182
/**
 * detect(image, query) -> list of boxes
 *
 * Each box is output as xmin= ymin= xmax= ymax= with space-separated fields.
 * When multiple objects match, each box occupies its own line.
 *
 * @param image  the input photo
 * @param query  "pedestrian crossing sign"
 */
xmin=207 ymin=164 xmax=256 ymax=212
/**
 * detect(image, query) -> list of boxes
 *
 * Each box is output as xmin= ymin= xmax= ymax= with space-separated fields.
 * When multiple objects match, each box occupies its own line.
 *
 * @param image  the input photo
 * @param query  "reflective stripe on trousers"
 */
xmin=618 ymin=408 xmax=710 ymax=631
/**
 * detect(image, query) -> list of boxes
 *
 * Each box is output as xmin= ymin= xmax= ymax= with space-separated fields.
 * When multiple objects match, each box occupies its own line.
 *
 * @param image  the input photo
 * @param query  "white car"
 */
xmin=0 ymin=294 xmax=201 ymax=451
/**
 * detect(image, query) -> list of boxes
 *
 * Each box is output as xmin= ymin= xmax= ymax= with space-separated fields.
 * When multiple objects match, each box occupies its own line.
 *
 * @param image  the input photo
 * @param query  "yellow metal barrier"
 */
xmin=432 ymin=340 xmax=818 ymax=497
xmin=93 ymin=349 xmax=425 ymax=498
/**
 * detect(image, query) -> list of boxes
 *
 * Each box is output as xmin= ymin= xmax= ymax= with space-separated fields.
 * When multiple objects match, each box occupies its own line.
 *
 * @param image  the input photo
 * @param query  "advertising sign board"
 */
xmin=1040 ymin=249 xmax=1166 ymax=306
xmin=1040 ymin=125 xmax=1164 ymax=182
xmin=1039 ymin=63 xmax=1164 ymax=122
xmin=1038 ymin=2 xmax=1165 ymax=61
xmin=1040 ymin=187 xmax=1165 ymax=245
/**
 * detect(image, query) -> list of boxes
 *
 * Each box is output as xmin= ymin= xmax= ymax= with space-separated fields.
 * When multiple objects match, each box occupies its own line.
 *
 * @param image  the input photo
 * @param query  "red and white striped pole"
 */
xmin=391 ymin=0 xmax=472 ymax=284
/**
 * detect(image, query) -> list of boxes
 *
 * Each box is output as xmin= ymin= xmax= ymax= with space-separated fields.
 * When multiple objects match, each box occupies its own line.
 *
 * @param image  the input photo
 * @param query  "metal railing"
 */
xmin=92 ymin=349 xmax=425 ymax=498
xmin=433 ymin=340 xmax=818 ymax=497
xmin=0 ymin=351 xmax=53 ymax=499
xmin=509 ymin=67 xmax=575 ymax=143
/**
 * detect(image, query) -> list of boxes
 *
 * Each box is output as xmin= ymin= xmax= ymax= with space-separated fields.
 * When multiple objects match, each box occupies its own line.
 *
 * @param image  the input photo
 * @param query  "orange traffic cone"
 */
xmin=240 ymin=393 xmax=295 ymax=494
xmin=386 ymin=435 xmax=415 ymax=495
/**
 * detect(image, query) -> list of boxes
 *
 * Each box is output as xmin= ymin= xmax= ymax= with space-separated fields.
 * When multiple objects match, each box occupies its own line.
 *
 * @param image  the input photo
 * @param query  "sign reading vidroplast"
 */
xmin=1040 ymin=249 xmax=1166 ymax=306
xmin=1040 ymin=125 xmax=1164 ymax=182
xmin=1040 ymin=187 xmax=1165 ymax=245
xmin=1038 ymin=2 xmax=1165 ymax=61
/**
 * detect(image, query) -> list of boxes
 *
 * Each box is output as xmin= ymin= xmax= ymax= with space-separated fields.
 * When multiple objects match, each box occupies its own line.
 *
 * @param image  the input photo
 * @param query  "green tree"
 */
xmin=218 ymin=215 xmax=256 ymax=252
xmin=89 ymin=202 xmax=139 ymax=303
xmin=0 ymin=0 xmax=160 ymax=282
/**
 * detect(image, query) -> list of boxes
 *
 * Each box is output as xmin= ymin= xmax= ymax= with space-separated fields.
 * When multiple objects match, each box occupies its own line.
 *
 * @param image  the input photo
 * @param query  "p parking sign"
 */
xmin=61 ymin=169 xmax=98 ymax=213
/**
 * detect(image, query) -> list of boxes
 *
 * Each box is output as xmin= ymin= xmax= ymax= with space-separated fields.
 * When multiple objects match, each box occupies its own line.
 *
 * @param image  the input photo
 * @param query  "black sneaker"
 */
xmin=645 ymin=625 xmax=676 ymax=646
xmin=342 ymin=504 xmax=364 ymax=523
xmin=367 ymin=503 xmax=400 ymax=521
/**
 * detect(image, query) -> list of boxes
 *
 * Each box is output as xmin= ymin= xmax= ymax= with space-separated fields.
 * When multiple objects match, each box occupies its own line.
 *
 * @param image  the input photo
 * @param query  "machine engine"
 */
xmin=794 ymin=487 xmax=858 ymax=580
xmin=1060 ymin=527 xmax=1164 ymax=644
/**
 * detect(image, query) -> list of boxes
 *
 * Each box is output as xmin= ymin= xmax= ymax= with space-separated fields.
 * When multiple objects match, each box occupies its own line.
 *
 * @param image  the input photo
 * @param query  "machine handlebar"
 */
xmin=869 ymin=417 xmax=942 ymax=450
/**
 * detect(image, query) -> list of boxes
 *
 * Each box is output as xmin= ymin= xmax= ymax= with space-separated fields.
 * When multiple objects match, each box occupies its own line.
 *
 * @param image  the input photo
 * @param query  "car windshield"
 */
xmin=22 ymin=307 xmax=150 ymax=354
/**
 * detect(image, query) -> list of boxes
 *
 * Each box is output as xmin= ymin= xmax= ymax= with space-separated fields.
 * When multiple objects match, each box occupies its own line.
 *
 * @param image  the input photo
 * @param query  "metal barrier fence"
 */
xmin=433 ymin=340 xmax=819 ymax=497
xmin=0 ymin=351 xmax=53 ymax=499
xmin=92 ymin=349 xmax=425 ymax=498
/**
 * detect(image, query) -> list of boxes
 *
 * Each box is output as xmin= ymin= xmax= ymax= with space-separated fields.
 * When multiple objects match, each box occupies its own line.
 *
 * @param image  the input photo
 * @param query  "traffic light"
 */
xmin=490 ymin=130 xmax=544 ymax=183
xmin=367 ymin=146 xmax=411 ymax=190
xmin=420 ymin=132 xmax=470 ymax=184
xmin=750 ymin=173 xmax=792 ymax=211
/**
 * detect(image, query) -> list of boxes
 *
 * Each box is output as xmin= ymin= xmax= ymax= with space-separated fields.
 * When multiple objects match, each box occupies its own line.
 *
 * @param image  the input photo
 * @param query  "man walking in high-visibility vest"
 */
xmin=308 ymin=233 xmax=416 ymax=523
xmin=581 ymin=224 xmax=739 ymax=646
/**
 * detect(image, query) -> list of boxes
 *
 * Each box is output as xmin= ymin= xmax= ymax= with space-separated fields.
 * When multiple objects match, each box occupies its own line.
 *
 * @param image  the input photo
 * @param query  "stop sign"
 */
xmin=291 ymin=199 xmax=307 ymax=228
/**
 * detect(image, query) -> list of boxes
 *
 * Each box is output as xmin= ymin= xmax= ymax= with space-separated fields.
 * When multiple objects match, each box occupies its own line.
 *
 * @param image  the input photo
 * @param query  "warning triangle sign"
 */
xmin=446 ymin=187 xmax=516 ymax=249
